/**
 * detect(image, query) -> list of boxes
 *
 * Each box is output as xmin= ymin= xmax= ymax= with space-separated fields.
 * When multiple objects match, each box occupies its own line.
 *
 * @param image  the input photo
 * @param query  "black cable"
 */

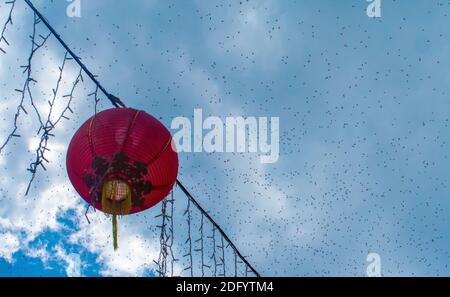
xmin=176 ymin=181 xmax=260 ymax=277
xmin=23 ymin=0 xmax=125 ymax=108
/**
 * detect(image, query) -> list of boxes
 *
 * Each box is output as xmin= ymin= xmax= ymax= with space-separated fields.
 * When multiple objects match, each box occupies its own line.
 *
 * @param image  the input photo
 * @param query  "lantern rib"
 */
xmin=117 ymin=109 xmax=141 ymax=153
xmin=146 ymin=136 xmax=173 ymax=167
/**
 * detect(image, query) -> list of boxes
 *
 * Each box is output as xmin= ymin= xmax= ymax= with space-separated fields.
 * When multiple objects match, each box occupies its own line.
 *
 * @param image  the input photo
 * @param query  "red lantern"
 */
xmin=66 ymin=108 xmax=178 ymax=249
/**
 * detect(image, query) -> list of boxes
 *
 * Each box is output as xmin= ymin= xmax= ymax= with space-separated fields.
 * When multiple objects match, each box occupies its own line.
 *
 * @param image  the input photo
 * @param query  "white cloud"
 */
xmin=0 ymin=2 xmax=167 ymax=275
xmin=69 ymin=214 xmax=166 ymax=276
xmin=0 ymin=232 xmax=20 ymax=263
xmin=53 ymin=245 xmax=82 ymax=277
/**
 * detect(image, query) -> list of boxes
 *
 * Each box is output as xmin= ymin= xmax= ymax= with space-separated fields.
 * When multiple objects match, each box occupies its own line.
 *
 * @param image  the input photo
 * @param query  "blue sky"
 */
xmin=0 ymin=0 xmax=450 ymax=276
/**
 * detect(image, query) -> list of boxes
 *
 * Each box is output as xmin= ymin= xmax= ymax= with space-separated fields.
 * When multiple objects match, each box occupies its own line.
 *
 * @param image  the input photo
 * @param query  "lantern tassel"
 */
xmin=101 ymin=179 xmax=133 ymax=250
xmin=112 ymin=214 xmax=118 ymax=250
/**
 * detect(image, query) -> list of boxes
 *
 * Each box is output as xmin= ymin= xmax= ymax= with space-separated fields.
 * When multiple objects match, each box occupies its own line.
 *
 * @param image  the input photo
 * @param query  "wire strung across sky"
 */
xmin=0 ymin=0 xmax=260 ymax=277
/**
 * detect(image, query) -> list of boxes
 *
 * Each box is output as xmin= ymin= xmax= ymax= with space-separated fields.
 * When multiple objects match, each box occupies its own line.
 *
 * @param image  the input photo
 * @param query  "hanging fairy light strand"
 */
xmin=0 ymin=12 xmax=50 ymax=155
xmin=0 ymin=0 xmax=16 ymax=54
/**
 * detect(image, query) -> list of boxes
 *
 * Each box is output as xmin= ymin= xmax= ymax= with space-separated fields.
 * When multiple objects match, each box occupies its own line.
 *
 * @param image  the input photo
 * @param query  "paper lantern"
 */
xmin=66 ymin=108 xmax=178 ymax=249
